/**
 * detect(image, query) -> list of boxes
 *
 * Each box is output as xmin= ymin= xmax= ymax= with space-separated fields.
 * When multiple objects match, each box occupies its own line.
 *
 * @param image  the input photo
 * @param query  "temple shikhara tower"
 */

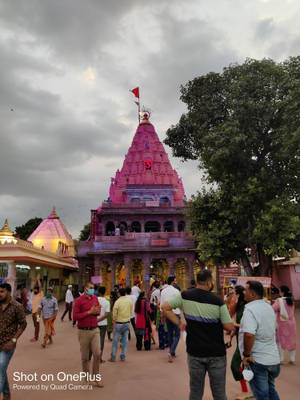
xmin=78 ymin=112 xmax=197 ymax=291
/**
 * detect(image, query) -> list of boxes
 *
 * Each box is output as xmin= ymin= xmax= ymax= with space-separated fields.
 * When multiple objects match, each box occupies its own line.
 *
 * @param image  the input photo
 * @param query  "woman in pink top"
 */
xmin=135 ymin=292 xmax=152 ymax=351
xmin=272 ymin=285 xmax=296 ymax=364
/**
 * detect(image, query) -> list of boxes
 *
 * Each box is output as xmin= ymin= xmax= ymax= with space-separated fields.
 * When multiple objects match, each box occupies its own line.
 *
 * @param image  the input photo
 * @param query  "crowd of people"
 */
xmin=0 ymin=270 xmax=297 ymax=399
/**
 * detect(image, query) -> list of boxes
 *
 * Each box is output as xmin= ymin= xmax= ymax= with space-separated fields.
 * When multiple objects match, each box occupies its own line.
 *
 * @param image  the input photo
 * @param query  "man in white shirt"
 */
xmin=150 ymin=281 xmax=161 ymax=305
xmin=131 ymin=280 xmax=141 ymax=298
xmin=97 ymin=286 xmax=110 ymax=363
xmin=61 ymin=285 xmax=74 ymax=321
xmin=150 ymin=281 xmax=161 ymax=325
xmin=160 ymin=276 xmax=181 ymax=362
xmin=239 ymin=280 xmax=280 ymax=400
xmin=125 ymin=287 xmax=137 ymax=338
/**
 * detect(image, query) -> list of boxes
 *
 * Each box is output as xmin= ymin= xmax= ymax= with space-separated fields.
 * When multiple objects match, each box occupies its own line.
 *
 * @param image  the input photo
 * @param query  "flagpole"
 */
xmin=138 ymin=93 xmax=140 ymax=124
xmin=130 ymin=87 xmax=140 ymax=124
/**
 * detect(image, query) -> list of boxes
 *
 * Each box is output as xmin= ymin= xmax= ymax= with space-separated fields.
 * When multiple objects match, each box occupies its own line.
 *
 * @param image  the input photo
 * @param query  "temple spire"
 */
xmin=48 ymin=206 xmax=59 ymax=219
xmin=0 ymin=219 xmax=14 ymax=236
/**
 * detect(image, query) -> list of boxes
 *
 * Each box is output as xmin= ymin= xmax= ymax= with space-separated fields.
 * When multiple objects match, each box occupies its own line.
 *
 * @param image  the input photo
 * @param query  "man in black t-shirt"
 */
xmin=162 ymin=269 xmax=233 ymax=400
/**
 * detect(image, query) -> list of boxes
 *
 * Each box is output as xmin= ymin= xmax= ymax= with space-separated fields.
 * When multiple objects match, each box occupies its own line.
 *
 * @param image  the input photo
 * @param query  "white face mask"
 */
xmin=242 ymin=367 xmax=254 ymax=381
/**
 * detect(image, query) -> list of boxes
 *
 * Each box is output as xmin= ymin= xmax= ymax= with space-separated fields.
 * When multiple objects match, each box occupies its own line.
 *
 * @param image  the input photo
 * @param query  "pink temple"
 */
xmin=107 ymin=114 xmax=185 ymax=204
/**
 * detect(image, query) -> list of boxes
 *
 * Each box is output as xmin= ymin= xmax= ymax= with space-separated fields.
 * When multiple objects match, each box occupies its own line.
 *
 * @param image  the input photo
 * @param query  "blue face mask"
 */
xmin=87 ymin=288 xmax=94 ymax=296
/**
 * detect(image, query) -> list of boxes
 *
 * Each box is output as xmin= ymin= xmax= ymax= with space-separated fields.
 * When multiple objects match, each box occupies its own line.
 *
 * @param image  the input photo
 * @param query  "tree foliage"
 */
xmin=165 ymin=57 xmax=300 ymax=275
xmin=15 ymin=217 xmax=43 ymax=240
xmin=79 ymin=223 xmax=90 ymax=241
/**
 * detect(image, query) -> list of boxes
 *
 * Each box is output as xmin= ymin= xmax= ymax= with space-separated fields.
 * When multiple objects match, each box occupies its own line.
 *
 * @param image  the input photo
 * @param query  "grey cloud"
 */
xmin=255 ymin=18 xmax=275 ymax=40
xmin=1 ymin=0 xmax=298 ymax=238
xmin=0 ymin=0 xmax=148 ymax=64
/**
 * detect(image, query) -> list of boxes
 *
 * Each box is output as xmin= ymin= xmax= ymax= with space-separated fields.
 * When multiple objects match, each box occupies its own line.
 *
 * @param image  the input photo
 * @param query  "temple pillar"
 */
xmin=90 ymin=210 xmax=97 ymax=241
xmin=141 ymin=220 xmax=145 ymax=233
xmin=174 ymin=219 xmax=178 ymax=232
xmin=110 ymin=262 xmax=117 ymax=292
xmin=78 ymin=259 xmax=85 ymax=292
xmin=186 ymin=254 xmax=195 ymax=288
xmin=142 ymin=254 xmax=151 ymax=295
xmin=98 ymin=223 xmax=104 ymax=236
xmin=94 ymin=255 xmax=101 ymax=276
xmin=124 ymin=254 xmax=131 ymax=287
xmin=6 ymin=262 xmax=16 ymax=297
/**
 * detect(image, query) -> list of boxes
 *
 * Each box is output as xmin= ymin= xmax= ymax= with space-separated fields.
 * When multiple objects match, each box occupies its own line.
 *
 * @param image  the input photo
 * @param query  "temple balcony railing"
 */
xmin=95 ymin=231 xmax=192 ymax=241
xmin=77 ymin=231 xmax=196 ymax=254
xmin=101 ymin=200 xmax=186 ymax=209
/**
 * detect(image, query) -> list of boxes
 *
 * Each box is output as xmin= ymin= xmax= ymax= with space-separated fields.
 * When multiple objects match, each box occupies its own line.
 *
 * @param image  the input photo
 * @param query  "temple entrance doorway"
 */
xmin=174 ymin=259 xmax=188 ymax=291
xmin=150 ymin=259 xmax=169 ymax=285
xmin=130 ymin=259 xmax=143 ymax=289
xmin=116 ymin=264 xmax=126 ymax=286
xmin=100 ymin=262 xmax=111 ymax=293
xmin=145 ymin=221 xmax=161 ymax=232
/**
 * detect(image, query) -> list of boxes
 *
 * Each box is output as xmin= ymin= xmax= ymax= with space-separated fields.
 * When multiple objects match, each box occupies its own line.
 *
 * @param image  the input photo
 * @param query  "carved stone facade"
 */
xmin=77 ymin=114 xmax=197 ymax=292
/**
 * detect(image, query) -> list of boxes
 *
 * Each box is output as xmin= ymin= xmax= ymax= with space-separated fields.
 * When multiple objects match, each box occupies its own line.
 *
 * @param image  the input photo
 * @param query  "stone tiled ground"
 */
xmin=8 ymin=306 xmax=300 ymax=400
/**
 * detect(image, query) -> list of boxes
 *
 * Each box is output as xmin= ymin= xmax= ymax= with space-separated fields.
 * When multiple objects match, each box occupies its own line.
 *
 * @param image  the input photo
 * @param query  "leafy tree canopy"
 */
xmin=165 ymin=57 xmax=300 ymax=275
xmin=79 ymin=223 xmax=90 ymax=241
xmin=15 ymin=217 xmax=43 ymax=240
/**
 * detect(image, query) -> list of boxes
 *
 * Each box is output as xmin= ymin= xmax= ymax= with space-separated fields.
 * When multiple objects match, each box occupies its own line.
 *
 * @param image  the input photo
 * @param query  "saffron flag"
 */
xmin=131 ymin=87 xmax=140 ymax=98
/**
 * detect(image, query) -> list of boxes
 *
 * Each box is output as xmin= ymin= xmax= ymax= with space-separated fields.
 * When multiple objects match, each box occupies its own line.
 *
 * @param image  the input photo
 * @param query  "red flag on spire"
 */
xmin=131 ymin=87 xmax=140 ymax=98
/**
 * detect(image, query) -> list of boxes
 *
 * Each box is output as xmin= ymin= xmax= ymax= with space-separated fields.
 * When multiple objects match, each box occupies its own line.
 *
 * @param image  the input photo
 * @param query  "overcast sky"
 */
xmin=0 ymin=0 xmax=299 ymax=238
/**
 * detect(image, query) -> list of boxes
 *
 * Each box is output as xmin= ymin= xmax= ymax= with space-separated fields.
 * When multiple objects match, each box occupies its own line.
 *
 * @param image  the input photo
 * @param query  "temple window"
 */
xmin=164 ymin=221 xmax=174 ymax=232
xmin=178 ymin=221 xmax=185 ymax=232
xmin=130 ymin=197 xmax=140 ymax=203
xmin=131 ymin=221 xmax=141 ymax=232
xmin=145 ymin=221 xmax=161 ymax=232
xmin=160 ymin=196 xmax=169 ymax=203
xmin=105 ymin=221 xmax=115 ymax=236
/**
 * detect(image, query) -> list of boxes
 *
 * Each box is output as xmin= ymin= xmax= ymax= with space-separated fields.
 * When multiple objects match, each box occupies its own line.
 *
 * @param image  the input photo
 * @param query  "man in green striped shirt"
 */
xmin=162 ymin=269 xmax=233 ymax=400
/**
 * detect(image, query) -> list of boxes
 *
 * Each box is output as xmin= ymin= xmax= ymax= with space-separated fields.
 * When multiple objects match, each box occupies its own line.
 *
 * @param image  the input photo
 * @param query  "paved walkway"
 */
xmin=8 ymin=306 xmax=300 ymax=400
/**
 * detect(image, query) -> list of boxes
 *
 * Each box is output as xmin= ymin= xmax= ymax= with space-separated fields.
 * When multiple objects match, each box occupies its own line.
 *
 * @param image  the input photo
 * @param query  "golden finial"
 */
xmin=0 ymin=219 xmax=14 ymax=236
xmin=0 ymin=219 xmax=17 ymax=244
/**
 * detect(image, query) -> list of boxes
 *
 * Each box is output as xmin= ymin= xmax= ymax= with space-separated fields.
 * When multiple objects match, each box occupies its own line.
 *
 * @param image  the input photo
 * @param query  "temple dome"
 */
xmin=109 ymin=117 xmax=185 ymax=203
xmin=0 ymin=219 xmax=17 ymax=244
xmin=28 ymin=207 xmax=75 ymax=256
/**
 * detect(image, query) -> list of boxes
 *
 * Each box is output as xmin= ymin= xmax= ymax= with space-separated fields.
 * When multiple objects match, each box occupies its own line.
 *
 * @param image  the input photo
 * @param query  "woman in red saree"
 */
xmin=135 ymin=292 xmax=152 ymax=351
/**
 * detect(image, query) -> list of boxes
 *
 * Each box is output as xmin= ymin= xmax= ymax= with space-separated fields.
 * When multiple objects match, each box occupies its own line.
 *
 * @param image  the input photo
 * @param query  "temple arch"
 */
xmin=160 ymin=196 xmax=170 ymax=203
xmin=178 ymin=221 xmax=185 ymax=232
xmin=164 ymin=221 xmax=174 ymax=232
xmin=130 ymin=196 xmax=140 ymax=203
xmin=105 ymin=221 xmax=115 ymax=235
xmin=145 ymin=221 xmax=161 ymax=232
xmin=131 ymin=221 xmax=141 ymax=232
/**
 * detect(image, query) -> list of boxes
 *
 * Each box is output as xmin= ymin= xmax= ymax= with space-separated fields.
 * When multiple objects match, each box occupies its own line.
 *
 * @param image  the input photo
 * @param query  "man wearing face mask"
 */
xmin=73 ymin=282 xmax=103 ymax=387
xmin=162 ymin=269 xmax=233 ymax=400
xmin=30 ymin=274 xmax=44 ymax=342
xmin=38 ymin=287 xmax=58 ymax=348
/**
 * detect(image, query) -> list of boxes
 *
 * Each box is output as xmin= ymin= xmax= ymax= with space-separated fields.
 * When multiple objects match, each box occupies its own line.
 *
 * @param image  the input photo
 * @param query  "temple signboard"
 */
xmin=151 ymin=239 xmax=168 ymax=247
xmin=237 ymin=276 xmax=271 ymax=288
xmin=218 ymin=267 xmax=240 ymax=288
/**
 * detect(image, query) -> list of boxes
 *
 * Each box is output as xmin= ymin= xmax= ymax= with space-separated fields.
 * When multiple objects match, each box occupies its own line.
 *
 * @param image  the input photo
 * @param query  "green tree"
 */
xmin=165 ymin=57 xmax=300 ymax=275
xmin=15 ymin=217 xmax=43 ymax=240
xmin=79 ymin=223 xmax=90 ymax=241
